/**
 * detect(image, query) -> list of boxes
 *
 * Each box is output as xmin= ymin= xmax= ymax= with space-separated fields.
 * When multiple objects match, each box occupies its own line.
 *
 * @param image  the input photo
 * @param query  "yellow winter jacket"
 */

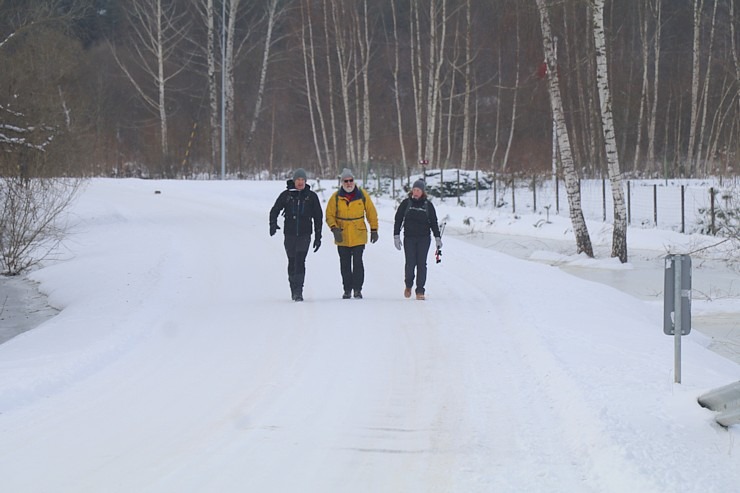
xmin=325 ymin=187 xmax=379 ymax=247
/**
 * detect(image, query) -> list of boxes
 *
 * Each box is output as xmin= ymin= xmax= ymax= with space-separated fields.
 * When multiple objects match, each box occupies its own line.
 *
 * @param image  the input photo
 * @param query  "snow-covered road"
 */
xmin=0 ymin=179 xmax=738 ymax=492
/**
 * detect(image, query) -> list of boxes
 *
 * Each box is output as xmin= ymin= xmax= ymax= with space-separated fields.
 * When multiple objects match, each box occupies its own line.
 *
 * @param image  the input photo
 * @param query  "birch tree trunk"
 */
xmin=646 ymin=0 xmax=662 ymax=170
xmin=330 ymin=0 xmax=357 ymax=167
xmin=410 ymin=0 xmax=424 ymax=165
xmin=358 ymin=0 xmax=371 ymax=168
xmin=204 ymin=0 xmax=219 ymax=176
xmin=687 ymin=0 xmax=703 ymax=175
xmin=592 ymin=0 xmax=627 ymax=262
xmin=502 ymin=7 xmax=520 ymax=174
xmin=633 ymin=1 xmax=650 ymax=173
xmin=423 ymin=0 xmax=446 ymax=167
xmin=223 ymin=0 xmax=239 ymax=172
xmin=696 ymin=0 xmax=718 ymax=175
xmin=389 ymin=0 xmax=408 ymax=177
xmin=115 ymin=0 xmax=188 ymax=177
xmin=460 ymin=0 xmax=472 ymax=169
xmin=299 ymin=0 xmax=327 ymax=174
xmin=244 ymin=0 xmax=281 ymax=154
xmin=535 ymin=0 xmax=593 ymax=257
xmin=490 ymin=49 xmax=502 ymax=168
xmin=322 ymin=0 xmax=339 ymax=174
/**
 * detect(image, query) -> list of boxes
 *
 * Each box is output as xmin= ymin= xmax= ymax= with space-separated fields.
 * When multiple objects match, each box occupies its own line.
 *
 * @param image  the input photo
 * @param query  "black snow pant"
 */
xmin=403 ymin=235 xmax=431 ymax=294
xmin=284 ymin=234 xmax=311 ymax=296
xmin=338 ymin=245 xmax=365 ymax=293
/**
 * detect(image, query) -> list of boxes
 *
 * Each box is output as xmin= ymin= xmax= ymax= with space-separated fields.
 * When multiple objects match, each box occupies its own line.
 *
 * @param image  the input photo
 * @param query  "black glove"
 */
xmin=370 ymin=230 xmax=378 ymax=243
xmin=331 ymin=227 xmax=343 ymax=243
xmin=313 ymin=237 xmax=321 ymax=252
xmin=270 ymin=223 xmax=280 ymax=236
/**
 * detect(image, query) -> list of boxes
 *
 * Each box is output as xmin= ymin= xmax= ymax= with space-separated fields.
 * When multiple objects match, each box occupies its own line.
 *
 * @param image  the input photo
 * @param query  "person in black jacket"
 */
xmin=269 ymin=168 xmax=323 ymax=301
xmin=393 ymin=179 xmax=442 ymax=300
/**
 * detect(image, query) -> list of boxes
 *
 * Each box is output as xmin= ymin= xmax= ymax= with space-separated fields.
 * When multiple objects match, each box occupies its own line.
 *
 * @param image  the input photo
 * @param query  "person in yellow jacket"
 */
xmin=325 ymin=168 xmax=379 ymax=299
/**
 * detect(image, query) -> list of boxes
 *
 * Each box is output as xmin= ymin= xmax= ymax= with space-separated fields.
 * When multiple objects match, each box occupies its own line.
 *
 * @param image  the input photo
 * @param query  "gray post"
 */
xmin=664 ymin=254 xmax=691 ymax=383
xmin=674 ymin=258 xmax=682 ymax=384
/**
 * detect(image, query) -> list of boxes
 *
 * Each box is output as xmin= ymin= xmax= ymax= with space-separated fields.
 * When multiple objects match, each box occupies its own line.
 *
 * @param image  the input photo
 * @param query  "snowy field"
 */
xmin=0 ymin=178 xmax=739 ymax=492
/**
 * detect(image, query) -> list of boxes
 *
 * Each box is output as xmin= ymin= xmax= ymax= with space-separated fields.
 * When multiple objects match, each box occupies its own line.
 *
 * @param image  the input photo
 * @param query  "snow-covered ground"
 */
xmin=0 ymin=178 xmax=739 ymax=492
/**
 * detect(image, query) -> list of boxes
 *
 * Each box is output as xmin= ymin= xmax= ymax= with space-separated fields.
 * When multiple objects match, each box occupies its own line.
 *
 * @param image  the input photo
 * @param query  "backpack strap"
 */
xmin=402 ymin=198 xmax=430 ymax=226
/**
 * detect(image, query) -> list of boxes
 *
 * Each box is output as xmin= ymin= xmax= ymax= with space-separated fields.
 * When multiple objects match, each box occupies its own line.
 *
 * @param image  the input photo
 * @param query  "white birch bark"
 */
xmin=389 ymin=0 xmax=408 ymax=177
xmin=410 ymin=0 xmax=424 ymax=164
xmin=490 ymin=49 xmax=502 ymax=168
xmin=633 ymin=2 xmax=649 ymax=173
xmin=330 ymin=0 xmax=357 ymax=166
xmin=245 ymin=0 xmax=281 ymax=152
xmin=322 ymin=0 xmax=339 ymax=173
xmin=592 ymin=0 xmax=627 ymax=262
xmin=115 ymin=0 xmax=188 ymax=175
xmin=687 ymin=0 xmax=703 ymax=174
xmin=299 ymin=1 xmax=326 ymax=174
xmin=460 ymin=0 xmax=472 ymax=169
xmin=206 ymin=0 xmax=219 ymax=175
xmin=223 ymin=0 xmax=239 ymax=168
xmin=535 ymin=0 xmax=593 ymax=257
xmin=359 ymin=0 xmax=371 ymax=167
xmin=696 ymin=0 xmax=718 ymax=174
xmin=423 ymin=0 xmax=447 ymax=167
xmin=647 ymin=0 xmax=661 ymax=169
xmin=502 ymin=8 xmax=520 ymax=174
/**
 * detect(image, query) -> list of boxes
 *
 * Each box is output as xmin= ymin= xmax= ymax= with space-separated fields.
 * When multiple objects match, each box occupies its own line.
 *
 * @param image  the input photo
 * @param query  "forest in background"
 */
xmin=1 ymin=0 xmax=739 ymax=181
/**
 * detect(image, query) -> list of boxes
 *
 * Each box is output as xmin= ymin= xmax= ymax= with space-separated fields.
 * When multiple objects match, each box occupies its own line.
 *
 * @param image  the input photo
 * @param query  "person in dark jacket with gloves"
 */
xmin=269 ymin=168 xmax=323 ymax=302
xmin=393 ymin=179 xmax=442 ymax=300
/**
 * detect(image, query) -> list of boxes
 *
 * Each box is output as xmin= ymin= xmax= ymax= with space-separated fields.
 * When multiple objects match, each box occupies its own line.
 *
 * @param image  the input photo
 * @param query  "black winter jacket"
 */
xmin=269 ymin=181 xmax=323 ymax=238
xmin=393 ymin=196 xmax=441 ymax=238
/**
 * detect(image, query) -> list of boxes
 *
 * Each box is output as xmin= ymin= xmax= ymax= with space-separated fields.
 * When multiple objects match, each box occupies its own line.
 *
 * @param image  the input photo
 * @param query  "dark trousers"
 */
xmin=403 ymin=235 xmax=431 ymax=294
xmin=284 ymin=235 xmax=311 ymax=295
xmin=338 ymin=245 xmax=365 ymax=292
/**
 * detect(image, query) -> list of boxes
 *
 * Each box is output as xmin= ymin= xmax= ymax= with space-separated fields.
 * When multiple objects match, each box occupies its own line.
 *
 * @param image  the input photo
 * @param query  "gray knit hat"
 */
xmin=412 ymin=179 xmax=426 ymax=191
xmin=293 ymin=168 xmax=307 ymax=180
xmin=340 ymin=168 xmax=354 ymax=180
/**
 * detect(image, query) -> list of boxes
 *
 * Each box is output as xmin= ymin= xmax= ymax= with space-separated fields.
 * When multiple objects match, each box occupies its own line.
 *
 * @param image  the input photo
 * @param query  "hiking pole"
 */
xmin=435 ymin=222 xmax=446 ymax=264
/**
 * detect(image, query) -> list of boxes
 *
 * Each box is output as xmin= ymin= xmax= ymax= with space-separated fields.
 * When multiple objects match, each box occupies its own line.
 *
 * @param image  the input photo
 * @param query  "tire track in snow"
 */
xmin=437 ymin=243 xmax=663 ymax=492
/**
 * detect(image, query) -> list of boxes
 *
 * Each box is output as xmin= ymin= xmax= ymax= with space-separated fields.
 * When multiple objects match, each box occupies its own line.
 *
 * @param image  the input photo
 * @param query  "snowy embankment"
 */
xmin=0 ymin=179 xmax=738 ymax=492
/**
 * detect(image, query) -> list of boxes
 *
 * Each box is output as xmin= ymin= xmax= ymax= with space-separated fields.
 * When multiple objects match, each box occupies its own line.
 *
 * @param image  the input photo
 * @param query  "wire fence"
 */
xmin=362 ymin=168 xmax=740 ymax=236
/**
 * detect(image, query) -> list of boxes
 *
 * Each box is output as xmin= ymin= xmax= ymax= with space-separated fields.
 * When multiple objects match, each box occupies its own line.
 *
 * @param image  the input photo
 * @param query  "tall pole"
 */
xmin=551 ymin=35 xmax=558 ymax=195
xmin=220 ymin=0 xmax=226 ymax=179
xmin=674 ymin=257 xmax=682 ymax=384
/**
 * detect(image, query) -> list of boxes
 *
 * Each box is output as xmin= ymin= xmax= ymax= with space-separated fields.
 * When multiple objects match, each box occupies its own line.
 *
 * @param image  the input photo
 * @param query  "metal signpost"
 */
xmin=663 ymin=254 xmax=691 ymax=383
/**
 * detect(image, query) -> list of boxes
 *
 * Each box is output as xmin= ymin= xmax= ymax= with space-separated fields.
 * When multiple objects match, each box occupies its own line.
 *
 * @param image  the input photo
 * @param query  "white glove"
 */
xmin=435 ymin=237 xmax=443 ymax=249
xmin=394 ymin=235 xmax=402 ymax=250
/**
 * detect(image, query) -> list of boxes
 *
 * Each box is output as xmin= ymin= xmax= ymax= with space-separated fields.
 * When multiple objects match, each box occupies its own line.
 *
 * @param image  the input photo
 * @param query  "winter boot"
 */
xmin=416 ymin=292 xmax=425 ymax=300
xmin=294 ymin=289 xmax=304 ymax=302
xmin=353 ymin=290 xmax=363 ymax=299
xmin=342 ymin=290 xmax=352 ymax=299
xmin=404 ymin=287 xmax=412 ymax=298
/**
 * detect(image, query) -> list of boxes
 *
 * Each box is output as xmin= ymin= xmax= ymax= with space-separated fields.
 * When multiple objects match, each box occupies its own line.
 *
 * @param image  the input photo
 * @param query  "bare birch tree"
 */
xmin=646 ymin=0 xmax=662 ymax=170
xmin=687 ymin=0 xmax=703 ymax=175
xmin=535 ymin=0 xmax=593 ymax=257
xmin=244 ymin=0 xmax=286 ymax=154
xmin=591 ymin=0 xmax=627 ymax=262
xmin=501 ymin=6 xmax=520 ymax=174
xmin=300 ymin=0 xmax=328 ymax=174
xmin=388 ymin=0 xmax=409 ymax=177
xmin=459 ymin=0 xmax=473 ymax=169
xmin=696 ymin=0 xmax=718 ymax=175
xmin=113 ymin=0 xmax=189 ymax=176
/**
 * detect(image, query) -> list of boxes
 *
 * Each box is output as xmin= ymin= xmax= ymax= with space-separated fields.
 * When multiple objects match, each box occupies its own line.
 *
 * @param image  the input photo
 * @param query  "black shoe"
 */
xmin=353 ymin=290 xmax=362 ymax=299
xmin=294 ymin=293 xmax=304 ymax=302
xmin=342 ymin=291 xmax=352 ymax=299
